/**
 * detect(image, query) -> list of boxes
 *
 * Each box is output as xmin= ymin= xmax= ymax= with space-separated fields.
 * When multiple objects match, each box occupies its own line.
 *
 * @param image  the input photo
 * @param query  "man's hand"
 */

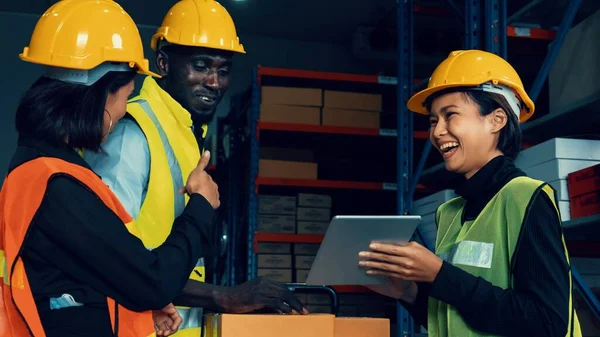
xmin=152 ymin=303 xmax=182 ymax=336
xmin=216 ymin=277 xmax=308 ymax=314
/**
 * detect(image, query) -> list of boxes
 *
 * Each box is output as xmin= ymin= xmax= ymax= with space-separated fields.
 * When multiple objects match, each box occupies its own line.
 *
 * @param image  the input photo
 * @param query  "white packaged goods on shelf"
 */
xmin=515 ymin=138 xmax=600 ymax=170
xmin=559 ymin=201 xmax=571 ymax=222
xmin=521 ymin=159 xmax=600 ymax=183
xmin=547 ymin=179 xmax=570 ymax=201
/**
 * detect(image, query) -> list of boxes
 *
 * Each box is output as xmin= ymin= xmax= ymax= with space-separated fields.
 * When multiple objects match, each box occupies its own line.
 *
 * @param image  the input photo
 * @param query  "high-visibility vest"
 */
xmin=428 ymin=176 xmax=582 ymax=337
xmin=126 ymin=76 xmax=209 ymax=337
xmin=0 ymin=156 xmax=154 ymax=337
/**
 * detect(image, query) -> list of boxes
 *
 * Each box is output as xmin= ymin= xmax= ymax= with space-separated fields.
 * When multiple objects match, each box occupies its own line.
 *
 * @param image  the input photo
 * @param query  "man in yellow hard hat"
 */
xmin=84 ymin=1 xmax=306 ymax=336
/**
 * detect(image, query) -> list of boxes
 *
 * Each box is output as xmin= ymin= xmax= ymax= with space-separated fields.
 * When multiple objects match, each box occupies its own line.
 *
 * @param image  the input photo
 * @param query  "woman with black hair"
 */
xmin=358 ymin=50 xmax=582 ymax=337
xmin=0 ymin=1 xmax=219 ymax=337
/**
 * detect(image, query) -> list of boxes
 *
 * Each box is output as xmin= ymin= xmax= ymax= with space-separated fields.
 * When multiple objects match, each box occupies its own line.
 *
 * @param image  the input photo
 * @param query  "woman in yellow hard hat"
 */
xmin=0 ymin=1 xmax=220 ymax=337
xmin=358 ymin=50 xmax=582 ymax=337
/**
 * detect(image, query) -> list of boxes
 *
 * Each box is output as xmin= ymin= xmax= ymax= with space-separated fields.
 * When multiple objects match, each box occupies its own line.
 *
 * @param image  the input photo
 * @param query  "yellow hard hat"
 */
xmin=20 ymin=0 xmax=158 ymax=84
xmin=151 ymin=0 xmax=245 ymax=54
xmin=407 ymin=50 xmax=535 ymax=123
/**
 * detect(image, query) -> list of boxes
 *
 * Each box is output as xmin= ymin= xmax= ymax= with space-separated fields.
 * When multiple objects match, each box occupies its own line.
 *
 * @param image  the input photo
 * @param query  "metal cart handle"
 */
xmin=285 ymin=283 xmax=339 ymax=316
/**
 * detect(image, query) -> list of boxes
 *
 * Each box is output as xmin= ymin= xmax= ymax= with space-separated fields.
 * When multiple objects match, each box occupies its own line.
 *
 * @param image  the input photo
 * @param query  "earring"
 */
xmin=104 ymin=109 xmax=113 ymax=137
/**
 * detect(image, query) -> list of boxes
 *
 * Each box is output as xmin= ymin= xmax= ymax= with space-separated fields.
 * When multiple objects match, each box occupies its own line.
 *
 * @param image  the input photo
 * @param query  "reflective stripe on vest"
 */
xmin=0 ymin=157 xmax=154 ymax=337
xmin=128 ymin=99 xmax=206 ymax=336
xmin=428 ymin=177 xmax=582 ymax=337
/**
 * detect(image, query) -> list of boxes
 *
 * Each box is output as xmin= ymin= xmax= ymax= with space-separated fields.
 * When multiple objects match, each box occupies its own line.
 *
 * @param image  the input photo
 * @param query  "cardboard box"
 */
xmin=205 ymin=313 xmax=335 ymax=337
xmin=549 ymin=9 xmax=600 ymax=114
xmin=515 ymin=138 xmax=600 ymax=170
xmin=295 ymin=269 xmax=310 ymax=283
xmin=257 ymin=254 xmax=293 ymax=269
xmin=322 ymin=108 xmax=380 ymax=129
xmin=297 ymin=221 xmax=329 ymax=235
xmin=260 ymin=104 xmax=320 ymax=125
xmin=261 ymin=147 xmax=315 ymax=162
xmin=324 ymin=90 xmax=382 ymax=111
xmin=258 ymin=195 xmax=297 ymax=214
xmin=261 ymin=86 xmax=323 ymax=107
xmin=256 ymin=242 xmax=292 ymax=254
xmin=257 ymin=269 xmax=293 ymax=283
xmin=258 ymin=215 xmax=296 ymax=234
xmin=294 ymin=243 xmax=321 ymax=255
xmin=297 ymin=207 xmax=331 ymax=222
xmin=568 ymin=163 xmax=600 ymax=198
xmin=334 ymin=317 xmax=390 ymax=337
xmin=298 ymin=193 xmax=332 ymax=208
xmin=522 ymin=159 xmax=600 ymax=183
xmin=295 ymin=255 xmax=316 ymax=269
xmin=259 ymin=159 xmax=318 ymax=180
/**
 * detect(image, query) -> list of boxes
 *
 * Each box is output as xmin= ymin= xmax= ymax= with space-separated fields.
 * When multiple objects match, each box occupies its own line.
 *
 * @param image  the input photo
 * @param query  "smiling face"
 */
xmin=157 ymin=46 xmax=233 ymax=124
xmin=428 ymin=91 xmax=508 ymax=179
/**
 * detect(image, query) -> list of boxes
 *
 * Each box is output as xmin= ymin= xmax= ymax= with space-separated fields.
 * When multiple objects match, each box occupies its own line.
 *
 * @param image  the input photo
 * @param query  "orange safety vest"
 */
xmin=0 ymin=157 xmax=154 ymax=337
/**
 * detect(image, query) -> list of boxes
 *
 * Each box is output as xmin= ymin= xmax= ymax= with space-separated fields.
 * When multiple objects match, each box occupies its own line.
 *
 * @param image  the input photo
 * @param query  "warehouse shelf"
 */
xmin=255 ymin=177 xmax=425 ymax=192
xmin=506 ymin=26 xmax=557 ymax=40
xmin=258 ymin=121 xmax=429 ymax=139
xmin=332 ymin=286 xmax=371 ymax=294
xmin=253 ymin=232 xmax=324 ymax=250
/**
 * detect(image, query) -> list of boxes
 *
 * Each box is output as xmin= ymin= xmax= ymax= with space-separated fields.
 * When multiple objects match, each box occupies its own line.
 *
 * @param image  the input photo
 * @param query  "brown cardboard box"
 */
xmin=258 ymin=195 xmax=296 ymax=214
xmin=298 ymin=193 xmax=332 ymax=208
xmin=297 ymin=221 xmax=329 ymax=235
xmin=257 ymin=254 xmax=293 ymax=269
xmin=260 ymin=104 xmax=320 ymax=125
xmin=322 ymin=108 xmax=380 ymax=129
xmin=297 ymin=207 xmax=331 ymax=222
xmin=334 ymin=317 xmax=390 ymax=337
xmin=256 ymin=242 xmax=292 ymax=254
xmin=205 ymin=313 xmax=335 ymax=337
xmin=295 ymin=255 xmax=316 ymax=269
xmin=294 ymin=243 xmax=321 ymax=255
xmin=257 ymin=269 xmax=292 ymax=283
xmin=324 ymin=90 xmax=382 ymax=111
xmin=257 ymin=215 xmax=296 ymax=234
xmin=261 ymin=86 xmax=323 ymax=106
xmin=259 ymin=159 xmax=318 ymax=180
xmin=295 ymin=269 xmax=310 ymax=283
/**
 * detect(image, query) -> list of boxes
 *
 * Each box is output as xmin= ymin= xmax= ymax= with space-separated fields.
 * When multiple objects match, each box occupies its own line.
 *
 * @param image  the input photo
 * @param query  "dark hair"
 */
xmin=425 ymin=88 xmax=522 ymax=160
xmin=15 ymin=70 xmax=137 ymax=151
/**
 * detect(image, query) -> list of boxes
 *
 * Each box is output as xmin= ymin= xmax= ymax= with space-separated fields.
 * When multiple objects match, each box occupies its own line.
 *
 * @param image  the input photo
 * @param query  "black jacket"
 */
xmin=9 ymin=135 xmax=214 ymax=337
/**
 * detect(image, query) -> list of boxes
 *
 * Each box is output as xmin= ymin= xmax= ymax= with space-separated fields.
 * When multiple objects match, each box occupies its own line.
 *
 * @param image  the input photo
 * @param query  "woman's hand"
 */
xmin=152 ymin=303 xmax=182 ymax=336
xmin=359 ymin=241 xmax=443 ymax=284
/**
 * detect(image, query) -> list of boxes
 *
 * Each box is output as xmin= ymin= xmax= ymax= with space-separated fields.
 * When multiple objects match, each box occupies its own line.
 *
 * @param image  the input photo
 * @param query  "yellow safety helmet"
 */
xmin=20 ymin=0 xmax=158 ymax=85
xmin=407 ymin=50 xmax=535 ymax=123
xmin=151 ymin=0 xmax=245 ymax=54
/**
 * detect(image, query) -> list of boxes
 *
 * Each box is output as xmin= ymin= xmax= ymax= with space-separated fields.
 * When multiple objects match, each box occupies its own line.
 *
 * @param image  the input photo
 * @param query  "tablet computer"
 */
xmin=305 ymin=215 xmax=421 ymax=286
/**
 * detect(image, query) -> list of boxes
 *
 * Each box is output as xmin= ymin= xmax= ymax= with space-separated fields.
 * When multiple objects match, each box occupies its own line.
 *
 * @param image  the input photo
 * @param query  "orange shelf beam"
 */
xmin=254 ymin=232 xmax=324 ymax=252
xmin=256 ymin=177 xmax=401 ymax=191
xmin=258 ymin=121 xmax=429 ymax=139
xmin=507 ymin=26 xmax=557 ymax=41
xmin=332 ymin=286 xmax=371 ymax=294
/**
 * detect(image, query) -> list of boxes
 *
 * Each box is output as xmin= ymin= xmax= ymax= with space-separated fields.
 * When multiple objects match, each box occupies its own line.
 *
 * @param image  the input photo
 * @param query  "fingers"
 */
xmin=178 ymin=187 xmax=186 ymax=195
xmin=280 ymin=290 xmax=306 ymax=314
xmin=198 ymin=150 xmax=211 ymax=170
xmin=366 ymin=269 xmax=408 ymax=280
xmin=359 ymin=259 xmax=408 ymax=276
xmin=368 ymin=242 xmax=414 ymax=257
xmin=359 ymin=251 xmax=413 ymax=269
xmin=270 ymin=299 xmax=293 ymax=314
xmin=169 ymin=311 xmax=182 ymax=331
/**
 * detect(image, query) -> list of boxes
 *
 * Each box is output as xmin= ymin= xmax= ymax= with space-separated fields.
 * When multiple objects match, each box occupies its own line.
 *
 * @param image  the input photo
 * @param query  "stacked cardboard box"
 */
xmin=260 ymin=86 xmax=322 ymax=125
xmin=259 ymin=147 xmax=318 ymax=180
xmin=322 ymin=90 xmax=382 ymax=129
xmin=515 ymin=138 xmax=600 ymax=221
xmin=567 ymin=163 xmax=600 ymax=219
xmin=294 ymin=243 xmax=320 ymax=283
xmin=294 ymin=193 xmax=332 ymax=282
xmin=412 ymin=190 xmax=456 ymax=249
xmin=257 ymin=195 xmax=297 ymax=283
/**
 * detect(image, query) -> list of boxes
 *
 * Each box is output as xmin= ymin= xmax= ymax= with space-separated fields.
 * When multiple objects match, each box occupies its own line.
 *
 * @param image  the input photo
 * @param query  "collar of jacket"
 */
xmin=137 ymin=76 xmax=208 ymax=138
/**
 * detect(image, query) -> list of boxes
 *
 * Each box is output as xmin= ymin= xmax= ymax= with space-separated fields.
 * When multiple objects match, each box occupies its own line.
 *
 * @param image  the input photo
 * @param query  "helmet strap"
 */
xmin=44 ymin=62 xmax=134 ymax=86
xmin=467 ymin=82 xmax=523 ymax=121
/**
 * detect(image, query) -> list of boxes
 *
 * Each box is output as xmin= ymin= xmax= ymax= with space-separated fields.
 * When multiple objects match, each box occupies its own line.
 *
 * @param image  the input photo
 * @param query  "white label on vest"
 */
xmin=439 ymin=240 xmax=494 ymax=269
